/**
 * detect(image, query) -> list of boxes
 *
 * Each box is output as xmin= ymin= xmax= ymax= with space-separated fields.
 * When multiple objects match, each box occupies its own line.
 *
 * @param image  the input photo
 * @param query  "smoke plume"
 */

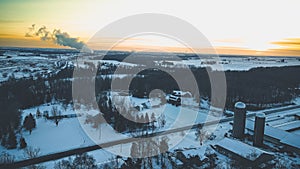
xmin=25 ymin=24 xmax=87 ymax=50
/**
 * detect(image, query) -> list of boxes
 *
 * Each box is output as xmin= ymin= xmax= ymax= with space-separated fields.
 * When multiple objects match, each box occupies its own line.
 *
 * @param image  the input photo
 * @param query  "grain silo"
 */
xmin=253 ymin=113 xmax=266 ymax=147
xmin=233 ymin=102 xmax=246 ymax=139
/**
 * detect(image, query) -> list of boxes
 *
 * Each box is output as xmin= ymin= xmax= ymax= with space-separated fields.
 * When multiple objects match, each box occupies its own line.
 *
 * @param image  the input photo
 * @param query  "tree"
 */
xmin=19 ymin=137 xmax=27 ymax=149
xmin=6 ymin=129 xmax=17 ymax=149
xmin=159 ymin=136 xmax=169 ymax=165
xmin=24 ymin=147 xmax=41 ymax=159
xmin=23 ymin=147 xmax=45 ymax=169
xmin=158 ymin=114 xmax=166 ymax=128
xmin=151 ymin=113 xmax=156 ymax=132
xmin=140 ymin=114 xmax=145 ymax=124
xmin=23 ymin=113 xmax=36 ymax=134
xmin=72 ymin=153 xmax=97 ymax=169
xmin=159 ymin=137 xmax=169 ymax=154
xmin=145 ymin=113 xmax=150 ymax=124
xmin=0 ymin=152 xmax=15 ymax=164
xmin=36 ymin=108 xmax=41 ymax=118
xmin=54 ymin=158 xmax=73 ymax=169
xmin=51 ymin=107 xmax=62 ymax=126
xmin=130 ymin=142 xmax=139 ymax=158
xmin=54 ymin=154 xmax=98 ymax=169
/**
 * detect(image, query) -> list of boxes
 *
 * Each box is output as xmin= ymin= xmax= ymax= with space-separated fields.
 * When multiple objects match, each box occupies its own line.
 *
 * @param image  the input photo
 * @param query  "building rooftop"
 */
xmin=246 ymin=119 xmax=300 ymax=151
xmin=275 ymin=120 xmax=300 ymax=131
xmin=215 ymin=138 xmax=273 ymax=162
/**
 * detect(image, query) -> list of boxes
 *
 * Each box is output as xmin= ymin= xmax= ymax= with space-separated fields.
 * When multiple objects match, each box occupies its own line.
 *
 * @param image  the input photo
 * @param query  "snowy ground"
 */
xmin=1 ymin=48 xmax=300 ymax=82
xmin=0 ymin=93 xmax=225 ymax=168
xmin=164 ymin=56 xmax=300 ymax=71
xmin=2 ymin=97 xmax=300 ymax=168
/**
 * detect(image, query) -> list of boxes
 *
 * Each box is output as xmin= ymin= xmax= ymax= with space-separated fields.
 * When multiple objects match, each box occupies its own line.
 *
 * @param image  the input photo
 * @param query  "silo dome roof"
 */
xmin=235 ymin=102 xmax=246 ymax=109
xmin=256 ymin=112 xmax=265 ymax=118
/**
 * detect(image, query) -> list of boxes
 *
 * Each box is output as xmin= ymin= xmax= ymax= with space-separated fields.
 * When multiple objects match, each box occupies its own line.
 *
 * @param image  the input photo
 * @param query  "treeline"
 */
xmin=0 ymin=67 xmax=73 ymax=143
xmin=224 ymin=66 xmax=300 ymax=109
xmin=129 ymin=66 xmax=300 ymax=109
xmin=96 ymin=95 xmax=159 ymax=133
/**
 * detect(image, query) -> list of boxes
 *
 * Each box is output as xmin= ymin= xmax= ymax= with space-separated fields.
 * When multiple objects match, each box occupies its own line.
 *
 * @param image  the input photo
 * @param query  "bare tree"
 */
xmin=51 ymin=106 xmax=62 ymax=126
xmin=0 ymin=152 xmax=15 ymax=164
xmin=24 ymin=147 xmax=41 ymax=159
xmin=23 ymin=147 xmax=45 ymax=169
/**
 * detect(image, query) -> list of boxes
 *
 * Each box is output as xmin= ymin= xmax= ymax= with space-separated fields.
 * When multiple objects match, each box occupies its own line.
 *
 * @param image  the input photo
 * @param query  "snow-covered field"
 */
xmin=1 ymin=48 xmax=300 ymax=168
xmin=0 ymin=93 xmax=223 ymax=168
xmin=161 ymin=56 xmax=300 ymax=71
xmin=0 ymin=52 xmax=76 ymax=82
xmin=1 ymin=47 xmax=300 ymax=83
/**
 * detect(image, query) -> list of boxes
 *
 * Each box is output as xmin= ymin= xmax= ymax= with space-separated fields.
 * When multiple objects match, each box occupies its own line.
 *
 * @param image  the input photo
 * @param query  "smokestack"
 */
xmin=233 ymin=102 xmax=246 ymax=139
xmin=253 ymin=113 xmax=266 ymax=147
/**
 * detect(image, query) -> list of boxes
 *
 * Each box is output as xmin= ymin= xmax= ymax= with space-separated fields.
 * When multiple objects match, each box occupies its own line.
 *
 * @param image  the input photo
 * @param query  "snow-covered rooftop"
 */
xmin=235 ymin=102 xmax=246 ymax=109
xmin=256 ymin=113 xmax=266 ymax=118
xmin=215 ymin=138 xmax=273 ymax=161
xmin=246 ymin=120 xmax=300 ymax=150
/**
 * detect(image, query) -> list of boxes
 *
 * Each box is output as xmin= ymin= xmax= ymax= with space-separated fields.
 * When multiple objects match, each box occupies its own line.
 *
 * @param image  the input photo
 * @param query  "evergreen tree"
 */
xmin=108 ymin=98 xmax=113 ymax=110
xmin=36 ymin=108 xmax=41 ymax=118
xmin=23 ymin=113 xmax=36 ymax=134
xmin=140 ymin=114 xmax=145 ymax=124
xmin=151 ymin=113 xmax=156 ymax=132
xmin=7 ymin=130 xmax=17 ymax=149
xmin=19 ymin=137 xmax=27 ymax=149
xmin=145 ymin=113 xmax=150 ymax=124
xmin=145 ymin=113 xmax=150 ymax=133
xmin=1 ymin=136 xmax=7 ymax=147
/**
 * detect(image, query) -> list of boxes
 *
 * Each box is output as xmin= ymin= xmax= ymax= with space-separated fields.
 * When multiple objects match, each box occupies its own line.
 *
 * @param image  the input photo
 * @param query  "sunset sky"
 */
xmin=1 ymin=0 xmax=300 ymax=56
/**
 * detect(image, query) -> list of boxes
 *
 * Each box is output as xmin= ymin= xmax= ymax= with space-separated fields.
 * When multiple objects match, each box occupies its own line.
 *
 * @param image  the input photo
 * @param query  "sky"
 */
xmin=0 ymin=0 xmax=300 ymax=56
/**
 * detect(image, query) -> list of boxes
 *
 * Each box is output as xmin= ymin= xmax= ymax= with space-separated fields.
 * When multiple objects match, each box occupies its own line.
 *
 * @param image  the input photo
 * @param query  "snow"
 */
xmin=0 ymin=93 xmax=228 ymax=168
xmin=0 ymin=103 xmax=96 ymax=160
xmin=293 ymin=97 xmax=300 ymax=105
xmin=246 ymin=119 xmax=300 ymax=151
xmin=23 ymin=118 xmax=93 ymax=154
xmin=215 ymin=138 xmax=273 ymax=161
xmin=1 ymin=48 xmax=300 ymax=84
xmin=99 ymin=74 xmax=129 ymax=79
xmin=165 ymin=56 xmax=300 ymax=71
xmin=274 ymin=120 xmax=300 ymax=131
xmin=1 ymin=71 xmax=300 ymax=169
xmin=22 ymin=103 xmax=75 ymax=117
xmin=99 ymin=60 xmax=137 ymax=67
xmin=75 ymin=58 xmax=138 ymax=69
xmin=235 ymin=102 xmax=246 ymax=109
xmin=256 ymin=113 xmax=266 ymax=118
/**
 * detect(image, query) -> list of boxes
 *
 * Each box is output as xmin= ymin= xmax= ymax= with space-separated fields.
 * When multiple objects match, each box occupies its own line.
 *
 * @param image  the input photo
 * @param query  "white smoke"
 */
xmin=25 ymin=24 xmax=90 ymax=51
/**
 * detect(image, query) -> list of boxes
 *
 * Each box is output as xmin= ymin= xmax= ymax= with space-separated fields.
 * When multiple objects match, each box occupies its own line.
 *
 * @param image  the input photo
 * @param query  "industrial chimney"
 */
xmin=233 ymin=102 xmax=246 ymax=139
xmin=253 ymin=113 xmax=266 ymax=147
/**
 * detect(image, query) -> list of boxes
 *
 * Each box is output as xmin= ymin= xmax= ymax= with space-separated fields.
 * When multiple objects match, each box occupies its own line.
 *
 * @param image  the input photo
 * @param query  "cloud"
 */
xmin=272 ymin=38 xmax=300 ymax=48
xmin=25 ymin=24 xmax=87 ymax=50
xmin=269 ymin=38 xmax=300 ymax=56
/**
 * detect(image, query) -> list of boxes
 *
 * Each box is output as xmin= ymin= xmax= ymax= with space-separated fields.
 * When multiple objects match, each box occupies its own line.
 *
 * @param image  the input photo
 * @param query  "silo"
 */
xmin=253 ymin=113 xmax=266 ymax=147
xmin=233 ymin=102 xmax=246 ymax=139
